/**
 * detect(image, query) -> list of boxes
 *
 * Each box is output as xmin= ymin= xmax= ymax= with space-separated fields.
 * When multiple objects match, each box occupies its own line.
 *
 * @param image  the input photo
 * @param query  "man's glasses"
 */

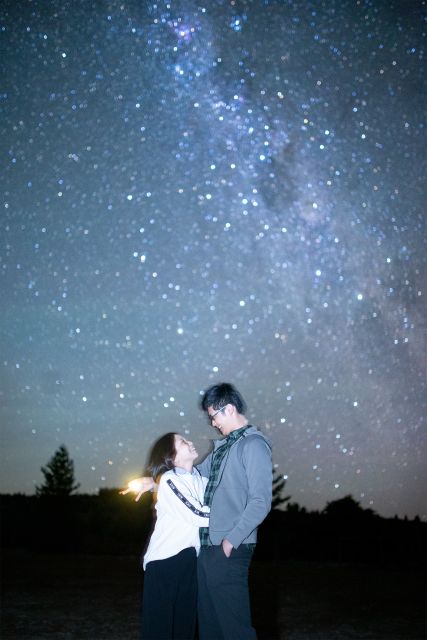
xmin=207 ymin=406 xmax=226 ymax=424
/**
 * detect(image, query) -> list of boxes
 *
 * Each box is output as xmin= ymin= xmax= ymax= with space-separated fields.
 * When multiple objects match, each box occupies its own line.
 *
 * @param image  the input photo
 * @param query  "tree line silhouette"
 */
xmin=1 ymin=446 xmax=425 ymax=565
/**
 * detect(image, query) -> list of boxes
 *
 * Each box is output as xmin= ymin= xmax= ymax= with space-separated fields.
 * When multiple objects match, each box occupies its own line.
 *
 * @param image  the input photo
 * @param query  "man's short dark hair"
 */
xmin=200 ymin=382 xmax=247 ymax=414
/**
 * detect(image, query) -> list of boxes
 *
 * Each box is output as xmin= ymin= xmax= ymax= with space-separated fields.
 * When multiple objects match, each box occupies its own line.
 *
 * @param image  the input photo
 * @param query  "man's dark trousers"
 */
xmin=197 ymin=545 xmax=257 ymax=640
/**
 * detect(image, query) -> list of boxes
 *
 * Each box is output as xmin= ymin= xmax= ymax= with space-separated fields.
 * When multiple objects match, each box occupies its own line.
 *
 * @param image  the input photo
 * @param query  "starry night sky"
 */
xmin=1 ymin=0 xmax=425 ymax=519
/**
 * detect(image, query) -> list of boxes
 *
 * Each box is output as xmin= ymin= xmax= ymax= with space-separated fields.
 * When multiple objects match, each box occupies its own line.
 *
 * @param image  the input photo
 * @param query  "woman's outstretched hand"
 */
xmin=120 ymin=477 xmax=154 ymax=501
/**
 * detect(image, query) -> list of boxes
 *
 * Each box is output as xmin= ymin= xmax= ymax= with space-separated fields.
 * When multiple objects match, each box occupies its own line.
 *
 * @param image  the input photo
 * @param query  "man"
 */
xmin=196 ymin=382 xmax=272 ymax=640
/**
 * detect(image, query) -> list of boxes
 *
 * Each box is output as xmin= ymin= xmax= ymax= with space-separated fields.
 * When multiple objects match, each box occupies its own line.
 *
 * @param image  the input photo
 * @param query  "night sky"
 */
xmin=1 ymin=0 xmax=425 ymax=520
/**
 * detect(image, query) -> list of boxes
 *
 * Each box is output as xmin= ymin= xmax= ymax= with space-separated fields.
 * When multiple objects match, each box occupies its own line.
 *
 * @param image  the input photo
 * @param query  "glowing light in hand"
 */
xmin=128 ymin=479 xmax=143 ymax=493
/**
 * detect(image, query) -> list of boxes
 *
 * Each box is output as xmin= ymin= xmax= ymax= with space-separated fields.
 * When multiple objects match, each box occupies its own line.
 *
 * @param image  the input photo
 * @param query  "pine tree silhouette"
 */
xmin=272 ymin=469 xmax=290 ymax=509
xmin=36 ymin=445 xmax=80 ymax=497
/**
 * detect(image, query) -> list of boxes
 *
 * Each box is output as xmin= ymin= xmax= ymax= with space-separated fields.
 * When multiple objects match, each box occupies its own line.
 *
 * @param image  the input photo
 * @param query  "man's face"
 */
xmin=207 ymin=404 xmax=233 ymax=437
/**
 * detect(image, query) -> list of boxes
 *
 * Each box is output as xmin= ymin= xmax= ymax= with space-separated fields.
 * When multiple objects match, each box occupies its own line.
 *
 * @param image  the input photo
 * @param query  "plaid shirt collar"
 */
xmin=224 ymin=424 xmax=248 ymax=442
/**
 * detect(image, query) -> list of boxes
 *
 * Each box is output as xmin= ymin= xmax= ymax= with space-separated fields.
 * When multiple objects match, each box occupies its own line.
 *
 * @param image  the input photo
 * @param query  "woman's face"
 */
xmin=173 ymin=434 xmax=198 ymax=468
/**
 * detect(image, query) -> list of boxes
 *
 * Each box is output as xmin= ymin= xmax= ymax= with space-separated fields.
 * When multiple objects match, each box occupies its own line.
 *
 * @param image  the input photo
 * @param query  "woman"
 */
xmin=134 ymin=433 xmax=209 ymax=640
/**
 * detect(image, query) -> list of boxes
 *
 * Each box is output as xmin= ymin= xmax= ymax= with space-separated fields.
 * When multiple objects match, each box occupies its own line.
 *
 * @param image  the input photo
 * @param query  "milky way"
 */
xmin=1 ymin=0 xmax=425 ymax=519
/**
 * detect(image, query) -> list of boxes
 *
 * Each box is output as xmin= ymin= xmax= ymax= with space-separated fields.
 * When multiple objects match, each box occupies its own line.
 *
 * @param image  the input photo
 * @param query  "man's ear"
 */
xmin=226 ymin=403 xmax=235 ymax=416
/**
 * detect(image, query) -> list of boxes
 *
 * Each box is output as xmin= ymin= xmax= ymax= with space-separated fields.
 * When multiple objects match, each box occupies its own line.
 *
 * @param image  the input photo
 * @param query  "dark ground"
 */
xmin=0 ymin=550 xmax=425 ymax=640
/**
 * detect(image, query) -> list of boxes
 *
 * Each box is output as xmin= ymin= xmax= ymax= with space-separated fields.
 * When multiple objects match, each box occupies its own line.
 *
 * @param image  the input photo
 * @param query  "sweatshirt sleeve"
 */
xmin=227 ymin=436 xmax=272 ymax=549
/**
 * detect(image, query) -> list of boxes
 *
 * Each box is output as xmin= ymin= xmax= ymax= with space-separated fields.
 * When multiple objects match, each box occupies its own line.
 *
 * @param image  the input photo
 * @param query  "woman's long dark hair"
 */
xmin=146 ymin=432 xmax=177 ymax=482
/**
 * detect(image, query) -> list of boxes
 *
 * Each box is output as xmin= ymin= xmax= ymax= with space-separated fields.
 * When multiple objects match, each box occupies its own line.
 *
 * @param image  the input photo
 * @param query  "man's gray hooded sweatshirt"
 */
xmin=197 ymin=425 xmax=272 ymax=549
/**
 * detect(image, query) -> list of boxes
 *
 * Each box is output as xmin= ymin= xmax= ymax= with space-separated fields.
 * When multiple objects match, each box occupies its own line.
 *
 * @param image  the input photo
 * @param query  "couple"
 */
xmin=123 ymin=382 xmax=272 ymax=640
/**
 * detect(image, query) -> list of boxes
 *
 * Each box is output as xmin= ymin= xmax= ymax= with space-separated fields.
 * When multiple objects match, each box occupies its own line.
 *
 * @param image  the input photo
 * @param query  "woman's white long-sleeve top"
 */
xmin=143 ymin=467 xmax=209 ymax=569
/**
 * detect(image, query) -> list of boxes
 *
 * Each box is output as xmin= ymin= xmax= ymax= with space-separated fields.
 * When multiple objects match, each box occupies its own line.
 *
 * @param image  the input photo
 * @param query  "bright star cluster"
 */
xmin=1 ymin=0 xmax=425 ymax=519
